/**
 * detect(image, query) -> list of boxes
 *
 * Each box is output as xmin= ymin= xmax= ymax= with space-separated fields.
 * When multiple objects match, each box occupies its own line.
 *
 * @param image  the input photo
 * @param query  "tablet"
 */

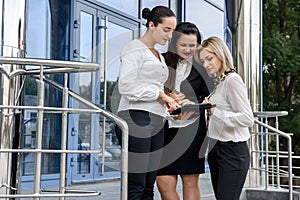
xmin=170 ymin=103 xmax=216 ymax=115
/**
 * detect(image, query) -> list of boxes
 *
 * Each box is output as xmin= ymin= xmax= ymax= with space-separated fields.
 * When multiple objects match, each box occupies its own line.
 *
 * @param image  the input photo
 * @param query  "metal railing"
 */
xmin=2 ymin=57 xmax=299 ymax=200
xmin=250 ymin=111 xmax=299 ymax=200
xmin=0 ymin=57 xmax=129 ymax=199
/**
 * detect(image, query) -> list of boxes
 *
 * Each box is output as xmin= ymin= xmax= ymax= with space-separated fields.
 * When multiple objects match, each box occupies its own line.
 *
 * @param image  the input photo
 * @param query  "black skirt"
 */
xmin=157 ymin=116 xmax=207 ymax=175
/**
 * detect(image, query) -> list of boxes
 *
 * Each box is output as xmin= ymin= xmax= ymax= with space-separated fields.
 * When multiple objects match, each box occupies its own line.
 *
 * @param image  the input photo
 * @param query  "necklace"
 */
xmin=207 ymin=69 xmax=236 ymax=99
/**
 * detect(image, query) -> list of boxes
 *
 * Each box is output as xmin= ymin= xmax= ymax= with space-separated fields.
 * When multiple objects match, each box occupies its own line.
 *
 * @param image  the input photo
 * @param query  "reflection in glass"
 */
xmin=98 ymin=19 xmax=134 ymax=174
xmin=186 ymin=0 xmax=224 ymax=38
xmin=27 ymin=0 xmax=51 ymax=58
xmin=80 ymin=11 xmax=93 ymax=62
xmin=101 ymin=21 xmax=132 ymax=82
xmin=204 ymin=0 xmax=224 ymax=9
xmin=95 ymin=0 xmax=138 ymax=17
xmin=77 ymin=113 xmax=91 ymax=174
xmin=100 ymin=20 xmax=132 ymax=113
xmin=76 ymin=10 xmax=94 ymax=174
xmin=22 ymin=0 xmax=71 ymax=177
xmin=142 ymin=0 xmax=169 ymax=9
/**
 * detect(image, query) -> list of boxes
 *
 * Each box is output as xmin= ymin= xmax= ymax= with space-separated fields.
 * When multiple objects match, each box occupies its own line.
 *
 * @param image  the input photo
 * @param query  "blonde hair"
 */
xmin=194 ymin=36 xmax=235 ymax=72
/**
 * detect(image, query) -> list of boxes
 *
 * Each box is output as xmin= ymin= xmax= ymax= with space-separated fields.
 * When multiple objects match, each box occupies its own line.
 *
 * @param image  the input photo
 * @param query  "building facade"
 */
xmin=2 ymin=0 xmax=230 ymax=189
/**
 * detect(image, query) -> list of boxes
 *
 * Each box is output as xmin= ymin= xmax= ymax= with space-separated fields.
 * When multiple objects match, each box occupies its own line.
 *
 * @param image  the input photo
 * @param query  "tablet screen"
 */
xmin=170 ymin=103 xmax=216 ymax=115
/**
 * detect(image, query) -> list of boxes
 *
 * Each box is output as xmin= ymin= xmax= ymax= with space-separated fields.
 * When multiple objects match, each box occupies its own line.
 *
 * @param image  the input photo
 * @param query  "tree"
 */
xmin=263 ymin=0 xmax=300 ymax=154
xmin=100 ymin=80 xmax=118 ymax=112
xmin=25 ymin=77 xmax=38 ymax=95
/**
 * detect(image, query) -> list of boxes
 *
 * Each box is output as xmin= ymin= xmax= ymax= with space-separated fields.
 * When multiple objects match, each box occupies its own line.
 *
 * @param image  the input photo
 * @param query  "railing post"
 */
xmin=59 ymin=73 xmax=69 ymax=200
xmin=120 ymin=123 xmax=128 ymax=200
xmin=265 ymin=117 xmax=269 ymax=190
xmin=287 ymin=135 xmax=293 ymax=200
xmin=33 ymin=65 xmax=44 ymax=200
xmin=275 ymin=116 xmax=280 ymax=189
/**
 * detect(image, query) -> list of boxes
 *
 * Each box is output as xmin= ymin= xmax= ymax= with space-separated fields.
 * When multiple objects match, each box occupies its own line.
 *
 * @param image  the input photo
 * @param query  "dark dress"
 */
xmin=157 ymin=60 xmax=213 ymax=175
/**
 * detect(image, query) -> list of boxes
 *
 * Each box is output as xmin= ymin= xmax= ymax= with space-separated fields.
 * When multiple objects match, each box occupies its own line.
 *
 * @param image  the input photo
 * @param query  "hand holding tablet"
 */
xmin=170 ymin=103 xmax=216 ymax=115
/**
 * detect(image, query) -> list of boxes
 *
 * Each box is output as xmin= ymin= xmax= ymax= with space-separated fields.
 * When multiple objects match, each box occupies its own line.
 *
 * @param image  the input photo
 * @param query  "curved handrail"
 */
xmin=0 ymin=57 xmax=100 ymax=71
xmin=0 ymin=57 xmax=128 ymax=199
xmin=254 ymin=118 xmax=293 ymax=200
xmin=253 ymin=111 xmax=288 ymax=118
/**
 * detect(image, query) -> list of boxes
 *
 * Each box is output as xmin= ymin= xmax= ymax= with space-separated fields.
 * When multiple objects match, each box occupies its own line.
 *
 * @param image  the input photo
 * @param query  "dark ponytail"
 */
xmin=142 ymin=6 xmax=176 ymax=27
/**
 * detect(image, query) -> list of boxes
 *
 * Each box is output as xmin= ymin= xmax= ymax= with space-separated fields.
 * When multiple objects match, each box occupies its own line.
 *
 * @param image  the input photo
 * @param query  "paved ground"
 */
xmin=19 ymin=173 xmax=216 ymax=199
xmin=67 ymin=173 xmax=216 ymax=200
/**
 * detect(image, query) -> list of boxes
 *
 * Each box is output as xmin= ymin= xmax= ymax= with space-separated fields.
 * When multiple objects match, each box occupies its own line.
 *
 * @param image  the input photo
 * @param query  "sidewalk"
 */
xmin=65 ymin=173 xmax=216 ymax=200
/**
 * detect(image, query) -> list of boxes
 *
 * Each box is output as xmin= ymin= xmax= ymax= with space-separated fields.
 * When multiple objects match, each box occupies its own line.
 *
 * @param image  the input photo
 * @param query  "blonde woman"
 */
xmin=194 ymin=36 xmax=254 ymax=200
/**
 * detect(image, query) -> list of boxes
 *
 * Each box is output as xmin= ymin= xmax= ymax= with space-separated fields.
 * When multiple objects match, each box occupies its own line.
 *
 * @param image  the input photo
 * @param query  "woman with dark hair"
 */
xmin=117 ymin=6 xmax=178 ymax=200
xmin=156 ymin=22 xmax=214 ymax=200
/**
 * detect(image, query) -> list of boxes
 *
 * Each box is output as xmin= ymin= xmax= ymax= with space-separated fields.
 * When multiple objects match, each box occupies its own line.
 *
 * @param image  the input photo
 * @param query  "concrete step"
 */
xmin=245 ymin=187 xmax=300 ymax=200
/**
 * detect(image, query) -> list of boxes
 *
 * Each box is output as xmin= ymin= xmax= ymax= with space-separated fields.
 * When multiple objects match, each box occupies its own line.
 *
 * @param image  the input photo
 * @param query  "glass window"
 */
xmin=79 ymin=11 xmax=94 ymax=62
xmin=23 ymin=0 xmax=71 ymax=177
xmin=95 ymin=0 xmax=138 ymax=17
xmin=142 ymin=0 xmax=169 ymax=9
xmin=186 ymin=0 xmax=224 ymax=39
xmin=102 ymin=21 xmax=133 ymax=82
xmin=205 ymin=0 xmax=224 ymax=9
xmin=26 ymin=0 xmax=50 ymax=58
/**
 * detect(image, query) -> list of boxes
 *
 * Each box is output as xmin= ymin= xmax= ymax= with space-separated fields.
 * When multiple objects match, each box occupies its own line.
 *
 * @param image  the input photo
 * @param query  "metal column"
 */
xmin=225 ymin=0 xmax=262 ymax=188
xmin=0 ymin=0 xmax=27 ymax=198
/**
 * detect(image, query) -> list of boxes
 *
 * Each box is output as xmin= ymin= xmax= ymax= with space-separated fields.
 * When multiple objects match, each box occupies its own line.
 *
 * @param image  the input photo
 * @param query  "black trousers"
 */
xmin=207 ymin=141 xmax=250 ymax=200
xmin=117 ymin=110 xmax=165 ymax=200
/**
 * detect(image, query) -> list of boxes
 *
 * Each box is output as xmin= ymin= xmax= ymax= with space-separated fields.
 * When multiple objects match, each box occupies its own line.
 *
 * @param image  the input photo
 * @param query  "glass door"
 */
xmin=97 ymin=15 xmax=134 ymax=178
xmin=68 ymin=1 xmax=138 ymax=183
xmin=68 ymin=2 xmax=99 ymax=181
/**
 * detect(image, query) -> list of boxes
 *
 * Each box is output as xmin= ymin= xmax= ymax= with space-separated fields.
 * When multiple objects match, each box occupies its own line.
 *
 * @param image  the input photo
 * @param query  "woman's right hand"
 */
xmin=159 ymin=92 xmax=179 ymax=112
xmin=168 ymin=91 xmax=186 ymax=105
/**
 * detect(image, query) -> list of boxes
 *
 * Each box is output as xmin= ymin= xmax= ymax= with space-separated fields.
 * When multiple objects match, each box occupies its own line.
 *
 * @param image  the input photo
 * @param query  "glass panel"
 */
xmin=77 ymin=113 xmax=91 ymax=174
xmin=98 ymin=19 xmax=134 ymax=174
xmin=142 ymin=0 xmax=169 ymax=9
xmin=76 ymin=10 xmax=94 ymax=174
xmin=80 ymin=11 xmax=93 ymax=62
xmin=22 ymin=103 xmax=37 ymax=176
xmin=103 ymin=22 xmax=133 ymax=83
xmin=22 ymin=110 xmax=61 ymax=175
xmin=24 ymin=0 xmax=71 ymax=178
xmin=205 ymin=0 xmax=224 ymax=9
xmin=95 ymin=0 xmax=138 ymax=17
xmin=100 ymin=20 xmax=132 ymax=113
xmin=26 ymin=0 xmax=51 ymax=58
xmin=186 ymin=0 xmax=224 ymax=38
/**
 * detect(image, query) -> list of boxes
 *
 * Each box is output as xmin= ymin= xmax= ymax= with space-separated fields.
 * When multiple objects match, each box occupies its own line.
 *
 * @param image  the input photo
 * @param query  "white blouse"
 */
xmin=208 ymin=73 xmax=254 ymax=142
xmin=168 ymin=57 xmax=198 ymax=128
xmin=174 ymin=57 xmax=193 ymax=92
xmin=118 ymin=39 xmax=169 ymax=117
